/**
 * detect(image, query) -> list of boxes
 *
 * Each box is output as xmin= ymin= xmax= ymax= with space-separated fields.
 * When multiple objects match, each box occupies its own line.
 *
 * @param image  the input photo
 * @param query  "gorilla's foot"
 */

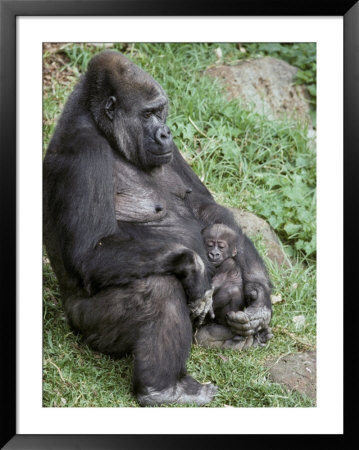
xmin=194 ymin=323 xmax=253 ymax=350
xmin=194 ymin=323 xmax=234 ymax=348
xmin=137 ymin=375 xmax=218 ymax=407
xmin=253 ymin=326 xmax=273 ymax=345
xmin=195 ymin=322 xmax=272 ymax=350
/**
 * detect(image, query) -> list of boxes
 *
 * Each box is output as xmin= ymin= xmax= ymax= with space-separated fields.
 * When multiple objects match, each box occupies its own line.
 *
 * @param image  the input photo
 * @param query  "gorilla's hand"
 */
xmin=188 ymin=287 xmax=214 ymax=326
xmin=226 ymin=305 xmax=271 ymax=337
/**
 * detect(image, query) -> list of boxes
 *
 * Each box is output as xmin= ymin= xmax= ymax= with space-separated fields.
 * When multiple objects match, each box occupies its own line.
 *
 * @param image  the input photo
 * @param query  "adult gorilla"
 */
xmin=43 ymin=50 xmax=272 ymax=406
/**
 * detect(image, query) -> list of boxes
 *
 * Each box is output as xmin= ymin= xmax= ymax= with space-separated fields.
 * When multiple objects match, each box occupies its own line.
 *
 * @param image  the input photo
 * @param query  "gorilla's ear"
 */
xmin=232 ymin=247 xmax=238 ymax=257
xmin=105 ymin=96 xmax=117 ymax=120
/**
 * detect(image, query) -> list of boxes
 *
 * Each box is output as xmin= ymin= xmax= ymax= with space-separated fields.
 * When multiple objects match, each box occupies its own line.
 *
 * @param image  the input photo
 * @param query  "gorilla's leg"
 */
xmin=64 ymin=275 xmax=217 ymax=406
xmin=132 ymin=276 xmax=217 ymax=406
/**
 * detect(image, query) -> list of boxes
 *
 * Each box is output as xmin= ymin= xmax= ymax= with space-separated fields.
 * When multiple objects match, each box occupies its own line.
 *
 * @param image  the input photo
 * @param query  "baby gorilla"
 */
xmin=202 ymin=224 xmax=245 ymax=325
xmin=199 ymin=223 xmax=273 ymax=350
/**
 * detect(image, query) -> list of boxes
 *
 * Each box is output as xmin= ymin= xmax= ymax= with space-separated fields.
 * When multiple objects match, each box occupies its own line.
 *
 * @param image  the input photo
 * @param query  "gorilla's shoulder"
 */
xmin=48 ymin=123 xmax=110 ymax=159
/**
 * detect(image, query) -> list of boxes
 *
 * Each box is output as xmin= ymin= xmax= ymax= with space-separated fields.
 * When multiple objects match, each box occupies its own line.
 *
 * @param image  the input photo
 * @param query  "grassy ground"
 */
xmin=43 ymin=43 xmax=316 ymax=408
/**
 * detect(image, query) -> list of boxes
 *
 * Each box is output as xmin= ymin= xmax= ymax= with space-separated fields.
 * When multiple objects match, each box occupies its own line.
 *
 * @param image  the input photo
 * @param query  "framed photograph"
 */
xmin=1 ymin=0 xmax=356 ymax=448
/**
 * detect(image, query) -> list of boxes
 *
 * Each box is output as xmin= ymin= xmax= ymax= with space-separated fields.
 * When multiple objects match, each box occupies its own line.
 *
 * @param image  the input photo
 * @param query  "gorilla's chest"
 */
xmin=113 ymin=159 xmax=191 ymax=223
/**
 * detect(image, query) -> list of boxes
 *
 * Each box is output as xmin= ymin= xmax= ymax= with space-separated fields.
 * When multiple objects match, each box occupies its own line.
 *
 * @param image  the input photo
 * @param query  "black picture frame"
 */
xmin=1 ymin=1 xmax=356 ymax=448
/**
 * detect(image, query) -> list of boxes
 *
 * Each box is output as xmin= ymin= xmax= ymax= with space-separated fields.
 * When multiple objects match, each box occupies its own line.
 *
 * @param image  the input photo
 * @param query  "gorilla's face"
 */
xmin=202 ymin=224 xmax=238 ymax=267
xmin=86 ymin=51 xmax=174 ymax=169
xmin=136 ymin=94 xmax=173 ymax=167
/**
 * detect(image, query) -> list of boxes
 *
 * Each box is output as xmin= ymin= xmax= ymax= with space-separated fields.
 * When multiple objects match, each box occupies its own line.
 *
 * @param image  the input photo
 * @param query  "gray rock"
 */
xmin=266 ymin=351 xmax=316 ymax=402
xmin=205 ymin=57 xmax=312 ymax=125
xmin=230 ymin=208 xmax=290 ymax=267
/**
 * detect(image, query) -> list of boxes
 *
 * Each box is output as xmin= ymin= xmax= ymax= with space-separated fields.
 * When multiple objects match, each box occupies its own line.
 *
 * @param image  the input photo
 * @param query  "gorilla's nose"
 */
xmin=208 ymin=251 xmax=220 ymax=261
xmin=155 ymin=126 xmax=171 ymax=145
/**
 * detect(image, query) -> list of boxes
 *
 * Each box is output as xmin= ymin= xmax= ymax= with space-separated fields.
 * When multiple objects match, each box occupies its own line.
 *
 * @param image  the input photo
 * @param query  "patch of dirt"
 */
xmin=265 ymin=351 xmax=316 ymax=402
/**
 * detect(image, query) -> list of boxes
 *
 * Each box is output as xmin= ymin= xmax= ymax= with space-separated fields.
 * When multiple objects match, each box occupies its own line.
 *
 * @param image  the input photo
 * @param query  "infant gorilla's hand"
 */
xmin=188 ymin=287 xmax=214 ymax=326
xmin=226 ymin=305 xmax=272 ymax=337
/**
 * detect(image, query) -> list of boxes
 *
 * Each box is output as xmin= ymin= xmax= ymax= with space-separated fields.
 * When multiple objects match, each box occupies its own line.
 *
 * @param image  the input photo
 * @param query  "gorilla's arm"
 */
xmin=171 ymin=148 xmax=241 ymax=229
xmin=172 ymin=148 xmax=272 ymax=336
xmin=44 ymin=133 xmax=212 ymax=310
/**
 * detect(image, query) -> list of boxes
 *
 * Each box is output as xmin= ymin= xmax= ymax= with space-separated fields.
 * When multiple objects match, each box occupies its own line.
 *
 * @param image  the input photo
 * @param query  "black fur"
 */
xmin=43 ymin=50 xmax=272 ymax=406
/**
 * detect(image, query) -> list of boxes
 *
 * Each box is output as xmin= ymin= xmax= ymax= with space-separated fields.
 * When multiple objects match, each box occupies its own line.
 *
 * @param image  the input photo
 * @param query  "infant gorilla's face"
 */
xmin=204 ymin=238 xmax=229 ymax=266
xmin=202 ymin=224 xmax=237 ymax=267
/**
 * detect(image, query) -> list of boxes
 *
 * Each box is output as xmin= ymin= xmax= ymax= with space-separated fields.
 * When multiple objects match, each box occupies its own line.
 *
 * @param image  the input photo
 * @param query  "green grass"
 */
xmin=42 ymin=43 xmax=316 ymax=408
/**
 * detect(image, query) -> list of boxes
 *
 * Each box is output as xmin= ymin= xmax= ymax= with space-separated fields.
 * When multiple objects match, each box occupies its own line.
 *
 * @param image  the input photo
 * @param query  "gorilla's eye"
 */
xmin=207 ymin=242 xmax=214 ymax=248
xmin=218 ymin=243 xmax=226 ymax=249
xmin=143 ymin=111 xmax=153 ymax=119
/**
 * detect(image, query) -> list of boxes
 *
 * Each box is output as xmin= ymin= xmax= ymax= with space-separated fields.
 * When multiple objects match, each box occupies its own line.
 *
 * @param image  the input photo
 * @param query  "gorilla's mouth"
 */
xmin=146 ymin=144 xmax=173 ymax=166
xmin=147 ymin=148 xmax=173 ymax=157
xmin=210 ymin=260 xmax=223 ymax=267
xmin=147 ymin=137 xmax=173 ymax=157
